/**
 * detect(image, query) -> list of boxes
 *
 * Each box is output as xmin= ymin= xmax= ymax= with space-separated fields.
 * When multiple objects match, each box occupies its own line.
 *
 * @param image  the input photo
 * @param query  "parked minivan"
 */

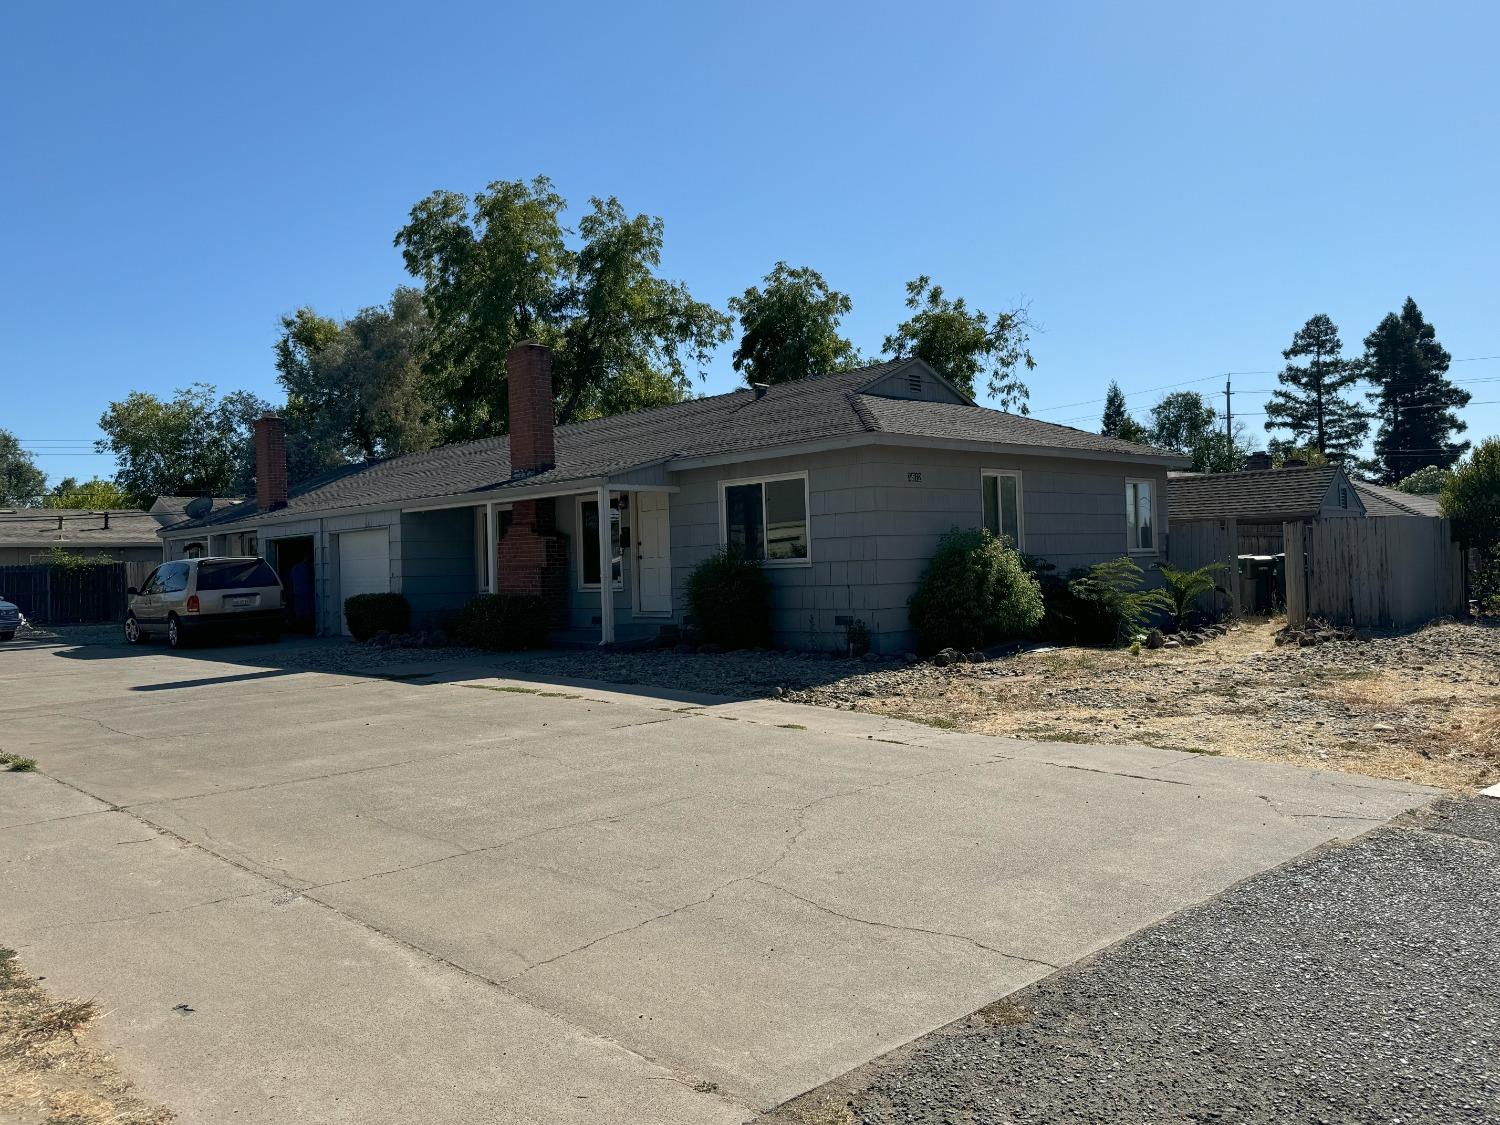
xmin=125 ymin=558 xmax=285 ymax=648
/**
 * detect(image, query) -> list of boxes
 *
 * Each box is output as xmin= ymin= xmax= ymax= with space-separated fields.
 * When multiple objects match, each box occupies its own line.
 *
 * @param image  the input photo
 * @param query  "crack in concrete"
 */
xmin=31 ymin=889 xmax=267 ymax=931
xmin=752 ymin=880 xmax=1062 ymax=970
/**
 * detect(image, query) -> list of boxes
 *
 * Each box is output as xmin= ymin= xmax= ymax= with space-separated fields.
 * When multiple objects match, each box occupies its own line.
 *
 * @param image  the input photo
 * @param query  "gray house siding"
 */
xmin=670 ymin=446 xmax=1168 ymax=653
xmin=399 ymin=508 xmax=478 ymax=628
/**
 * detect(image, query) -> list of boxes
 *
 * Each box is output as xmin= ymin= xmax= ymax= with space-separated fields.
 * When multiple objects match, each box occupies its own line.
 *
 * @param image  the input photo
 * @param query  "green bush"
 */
xmin=1156 ymin=562 xmax=1227 ymax=631
xmin=343 ymin=593 xmax=410 ymax=641
xmin=685 ymin=547 xmax=772 ymax=649
xmin=452 ymin=593 xmax=551 ymax=650
xmin=908 ymin=529 xmax=1044 ymax=653
xmin=1031 ymin=556 xmax=1171 ymax=646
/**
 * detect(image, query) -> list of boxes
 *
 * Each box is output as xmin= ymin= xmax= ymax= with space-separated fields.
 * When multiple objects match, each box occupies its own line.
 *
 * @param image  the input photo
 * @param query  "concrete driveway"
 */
xmin=0 ymin=635 xmax=1434 ymax=1123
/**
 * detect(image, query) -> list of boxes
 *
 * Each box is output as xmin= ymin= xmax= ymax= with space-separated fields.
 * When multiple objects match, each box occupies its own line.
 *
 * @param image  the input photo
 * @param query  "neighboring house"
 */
xmin=1347 ymin=481 xmax=1444 ymax=519
xmin=0 ymin=508 xmax=165 ymax=566
xmin=163 ymin=345 xmax=1186 ymax=652
xmin=152 ymin=496 xmax=251 ymax=560
xmin=1168 ymin=465 xmax=1367 ymax=555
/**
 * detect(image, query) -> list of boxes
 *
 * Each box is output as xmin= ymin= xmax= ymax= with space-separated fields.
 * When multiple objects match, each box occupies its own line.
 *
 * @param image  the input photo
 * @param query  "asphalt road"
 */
xmin=766 ymin=798 xmax=1500 ymax=1125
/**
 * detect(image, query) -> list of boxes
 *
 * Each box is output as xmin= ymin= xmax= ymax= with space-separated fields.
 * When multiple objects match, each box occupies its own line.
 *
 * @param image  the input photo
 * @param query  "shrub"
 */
xmin=452 ymin=593 xmax=551 ymax=650
xmin=1033 ymin=556 xmax=1171 ymax=646
xmin=342 ymin=593 xmax=411 ymax=641
xmin=685 ymin=547 xmax=772 ymax=649
xmin=1156 ymin=562 xmax=1228 ymax=631
xmin=908 ymin=529 xmax=1044 ymax=653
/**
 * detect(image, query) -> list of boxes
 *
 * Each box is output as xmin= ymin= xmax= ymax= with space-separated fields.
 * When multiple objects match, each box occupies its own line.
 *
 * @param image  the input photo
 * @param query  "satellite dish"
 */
xmin=184 ymin=496 xmax=213 ymax=520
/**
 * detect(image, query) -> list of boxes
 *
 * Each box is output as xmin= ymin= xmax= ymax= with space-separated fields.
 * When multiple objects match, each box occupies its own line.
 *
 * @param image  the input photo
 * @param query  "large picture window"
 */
xmin=720 ymin=473 xmax=809 ymax=564
xmin=981 ymin=470 xmax=1023 ymax=547
xmin=579 ymin=497 xmax=623 ymax=589
xmin=1126 ymin=478 xmax=1155 ymax=552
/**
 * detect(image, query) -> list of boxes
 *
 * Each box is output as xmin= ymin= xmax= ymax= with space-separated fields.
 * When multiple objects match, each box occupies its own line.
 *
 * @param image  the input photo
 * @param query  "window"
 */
xmin=1126 ymin=479 xmax=1155 ymax=552
xmin=159 ymin=562 xmax=190 ymax=593
xmin=720 ymin=473 xmax=809 ymax=564
xmin=579 ymin=497 xmax=623 ymax=589
xmin=197 ymin=559 xmax=279 ymax=590
xmin=981 ymin=470 xmax=1023 ymax=547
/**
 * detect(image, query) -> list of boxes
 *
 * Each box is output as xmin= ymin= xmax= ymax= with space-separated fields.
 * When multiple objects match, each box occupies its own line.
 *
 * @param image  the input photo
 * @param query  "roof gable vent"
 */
xmin=907 ymin=370 xmax=923 ymax=395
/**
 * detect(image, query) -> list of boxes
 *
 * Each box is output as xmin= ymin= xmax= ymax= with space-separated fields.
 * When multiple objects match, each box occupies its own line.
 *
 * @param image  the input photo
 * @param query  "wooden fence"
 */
xmin=1284 ymin=517 xmax=1465 ymax=629
xmin=1166 ymin=518 xmax=1240 ymax=618
xmin=0 ymin=561 xmax=154 ymax=625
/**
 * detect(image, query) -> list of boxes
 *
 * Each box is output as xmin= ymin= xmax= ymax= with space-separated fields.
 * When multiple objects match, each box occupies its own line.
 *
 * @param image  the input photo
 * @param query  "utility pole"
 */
xmin=1224 ymin=373 xmax=1235 ymax=451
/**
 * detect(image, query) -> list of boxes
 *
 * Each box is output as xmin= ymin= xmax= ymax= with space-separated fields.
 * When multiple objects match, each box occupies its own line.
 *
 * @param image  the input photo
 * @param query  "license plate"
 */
xmin=226 ymin=595 xmax=257 ymax=610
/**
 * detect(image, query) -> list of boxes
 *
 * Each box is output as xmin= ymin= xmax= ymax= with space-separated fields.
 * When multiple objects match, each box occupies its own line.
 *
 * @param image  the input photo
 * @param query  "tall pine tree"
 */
xmin=1361 ymin=298 xmax=1470 ymax=482
xmin=1099 ymin=380 xmax=1149 ymax=443
xmin=1263 ymin=314 xmax=1368 ymax=464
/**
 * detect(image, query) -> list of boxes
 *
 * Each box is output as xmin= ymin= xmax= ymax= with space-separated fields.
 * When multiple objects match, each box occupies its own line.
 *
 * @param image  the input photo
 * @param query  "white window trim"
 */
xmin=1125 ymin=477 xmax=1158 ymax=555
xmin=716 ymin=470 xmax=813 ymax=568
xmin=980 ymin=469 xmax=1025 ymax=549
xmin=577 ymin=495 xmax=625 ymax=591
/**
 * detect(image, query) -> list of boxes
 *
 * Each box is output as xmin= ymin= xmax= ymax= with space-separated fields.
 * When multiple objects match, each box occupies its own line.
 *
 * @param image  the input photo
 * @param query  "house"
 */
xmin=1347 ymin=481 xmax=1444 ymax=519
xmin=0 ymin=508 xmax=166 ymax=566
xmin=153 ymin=495 xmax=251 ymax=560
xmin=1167 ymin=463 xmax=1367 ymax=555
xmin=162 ymin=344 xmax=1187 ymax=652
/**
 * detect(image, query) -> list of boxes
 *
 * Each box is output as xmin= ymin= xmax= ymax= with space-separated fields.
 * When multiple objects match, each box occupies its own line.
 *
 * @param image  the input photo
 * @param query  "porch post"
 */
xmin=485 ymin=501 xmax=498 ymax=595
xmin=596 ymin=483 xmax=615 ymax=645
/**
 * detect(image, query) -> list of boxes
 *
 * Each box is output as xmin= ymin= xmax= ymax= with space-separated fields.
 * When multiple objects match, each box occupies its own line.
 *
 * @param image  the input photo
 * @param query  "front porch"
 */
xmin=411 ymin=477 xmax=677 ymax=647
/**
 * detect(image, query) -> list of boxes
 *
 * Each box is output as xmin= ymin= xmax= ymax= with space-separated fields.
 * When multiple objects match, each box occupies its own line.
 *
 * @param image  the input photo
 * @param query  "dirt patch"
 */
xmin=786 ymin=619 xmax=1500 ymax=791
xmin=0 ymin=948 xmax=171 ymax=1125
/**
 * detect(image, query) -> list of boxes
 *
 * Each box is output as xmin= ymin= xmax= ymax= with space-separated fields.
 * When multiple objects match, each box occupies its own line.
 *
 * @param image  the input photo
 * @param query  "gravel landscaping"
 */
xmin=761 ymin=798 xmax=1500 ymax=1125
xmin=26 ymin=615 xmax=1500 ymax=791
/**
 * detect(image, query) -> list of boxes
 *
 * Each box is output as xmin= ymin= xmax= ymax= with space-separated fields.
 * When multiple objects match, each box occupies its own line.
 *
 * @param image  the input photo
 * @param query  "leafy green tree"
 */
xmin=1263 ymin=314 xmax=1368 ymax=463
xmin=558 ymin=198 xmax=730 ymax=421
xmin=1361 ymin=298 xmax=1470 ymax=482
xmin=96 ymin=384 xmax=269 ymax=506
xmin=1442 ymin=438 xmax=1500 ymax=611
xmin=275 ymin=287 xmax=439 ymax=479
xmin=882 ymin=277 xmax=1035 ymax=412
xmin=1149 ymin=391 xmax=1249 ymax=472
xmin=396 ymin=176 xmax=728 ymax=438
xmin=1100 ymin=381 xmax=1150 ymax=443
xmin=728 ymin=262 xmax=860 ymax=387
xmin=0 ymin=429 xmax=47 ymax=506
xmin=1269 ymin=443 xmax=1329 ymax=468
xmin=43 ymin=477 xmax=130 ymax=509
xmin=1395 ymin=464 xmax=1451 ymax=494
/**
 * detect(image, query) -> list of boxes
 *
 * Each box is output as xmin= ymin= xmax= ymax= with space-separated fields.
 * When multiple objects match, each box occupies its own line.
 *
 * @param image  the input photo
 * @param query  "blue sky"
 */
xmin=4 ymin=1 xmax=1497 ymax=485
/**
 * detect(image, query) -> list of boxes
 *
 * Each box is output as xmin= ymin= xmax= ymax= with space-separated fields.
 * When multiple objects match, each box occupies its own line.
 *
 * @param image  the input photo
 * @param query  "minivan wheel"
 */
xmin=167 ymin=615 xmax=188 ymax=649
xmin=124 ymin=615 xmax=142 ymax=645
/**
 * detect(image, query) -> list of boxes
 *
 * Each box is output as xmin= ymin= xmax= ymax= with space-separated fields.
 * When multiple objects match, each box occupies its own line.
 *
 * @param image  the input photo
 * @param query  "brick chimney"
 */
xmin=507 ymin=341 xmax=555 ymax=477
xmin=1245 ymin=451 xmax=1272 ymax=472
xmin=253 ymin=413 xmax=289 ymax=512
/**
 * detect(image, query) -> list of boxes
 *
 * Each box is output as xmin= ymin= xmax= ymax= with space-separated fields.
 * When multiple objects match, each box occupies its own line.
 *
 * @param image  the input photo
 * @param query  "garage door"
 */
xmin=338 ymin=528 xmax=391 ymax=635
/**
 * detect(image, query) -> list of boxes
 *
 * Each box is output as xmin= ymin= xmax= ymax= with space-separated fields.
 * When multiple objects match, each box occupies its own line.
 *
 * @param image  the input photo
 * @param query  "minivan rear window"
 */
xmin=197 ymin=560 xmax=280 ymax=590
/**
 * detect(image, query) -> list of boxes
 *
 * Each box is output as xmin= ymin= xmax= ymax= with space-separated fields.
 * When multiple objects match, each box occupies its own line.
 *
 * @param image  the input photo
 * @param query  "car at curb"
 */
xmin=125 ymin=558 xmax=286 ymax=649
xmin=0 ymin=595 xmax=18 ymax=641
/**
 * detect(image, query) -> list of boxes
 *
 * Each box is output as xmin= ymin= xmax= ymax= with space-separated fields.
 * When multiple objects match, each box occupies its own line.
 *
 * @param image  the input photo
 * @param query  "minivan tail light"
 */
xmin=186 ymin=594 xmax=201 ymax=614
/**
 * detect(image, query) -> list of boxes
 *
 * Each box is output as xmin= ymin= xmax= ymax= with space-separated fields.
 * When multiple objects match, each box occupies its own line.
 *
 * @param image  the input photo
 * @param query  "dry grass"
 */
xmin=846 ymin=620 xmax=1500 ymax=792
xmin=0 ymin=947 xmax=171 ymax=1125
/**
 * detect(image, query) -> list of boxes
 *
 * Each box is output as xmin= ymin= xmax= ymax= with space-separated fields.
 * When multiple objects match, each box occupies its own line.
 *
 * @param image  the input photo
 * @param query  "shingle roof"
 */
xmin=202 ymin=360 xmax=1183 ymax=530
xmin=150 ymin=495 xmax=245 ymax=529
xmin=1168 ymin=466 xmax=1347 ymax=522
xmin=1351 ymin=481 xmax=1443 ymax=518
xmin=0 ymin=509 xmax=163 ymax=548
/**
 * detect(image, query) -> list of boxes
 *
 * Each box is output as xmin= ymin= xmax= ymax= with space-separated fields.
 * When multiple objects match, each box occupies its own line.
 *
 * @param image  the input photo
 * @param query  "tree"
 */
xmin=1100 ymin=381 xmax=1150 ymax=443
xmin=1442 ymin=438 xmax=1500 ymax=609
xmin=1149 ymin=392 xmax=1249 ymax=473
xmin=1361 ymin=298 xmax=1470 ymax=482
xmin=1155 ymin=562 xmax=1227 ymax=631
xmin=275 ymin=287 xmax=439 ymax=480
xmin=882 ymin=277 xmax=1036 ymax=412
xmin=1395 ymin=464 xmax=1451 ymax=494
xmin=0 ymin=430 xmax=47 ymax=506
xmin=1263 ymin=314 xmax=1368 ymax=463
xmin=1269 ymin=443 xmax=1329 ymax=468
xmin=728 ymin=262 xmax=860 ymax=386
xmin=43 ymin=477 xmax=130 ymax=509
xmin=96 ymin=384 xmax=269 ymax=506
xmin=396 ymin=176 xmax=728 ymax=438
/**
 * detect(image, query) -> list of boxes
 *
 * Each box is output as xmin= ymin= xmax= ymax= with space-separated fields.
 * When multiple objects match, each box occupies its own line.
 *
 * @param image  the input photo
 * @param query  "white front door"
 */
xmin=634 ymin=492 xmax=672 ymax=615
xmin=338 ymin=528 xmax=391 ymax=635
